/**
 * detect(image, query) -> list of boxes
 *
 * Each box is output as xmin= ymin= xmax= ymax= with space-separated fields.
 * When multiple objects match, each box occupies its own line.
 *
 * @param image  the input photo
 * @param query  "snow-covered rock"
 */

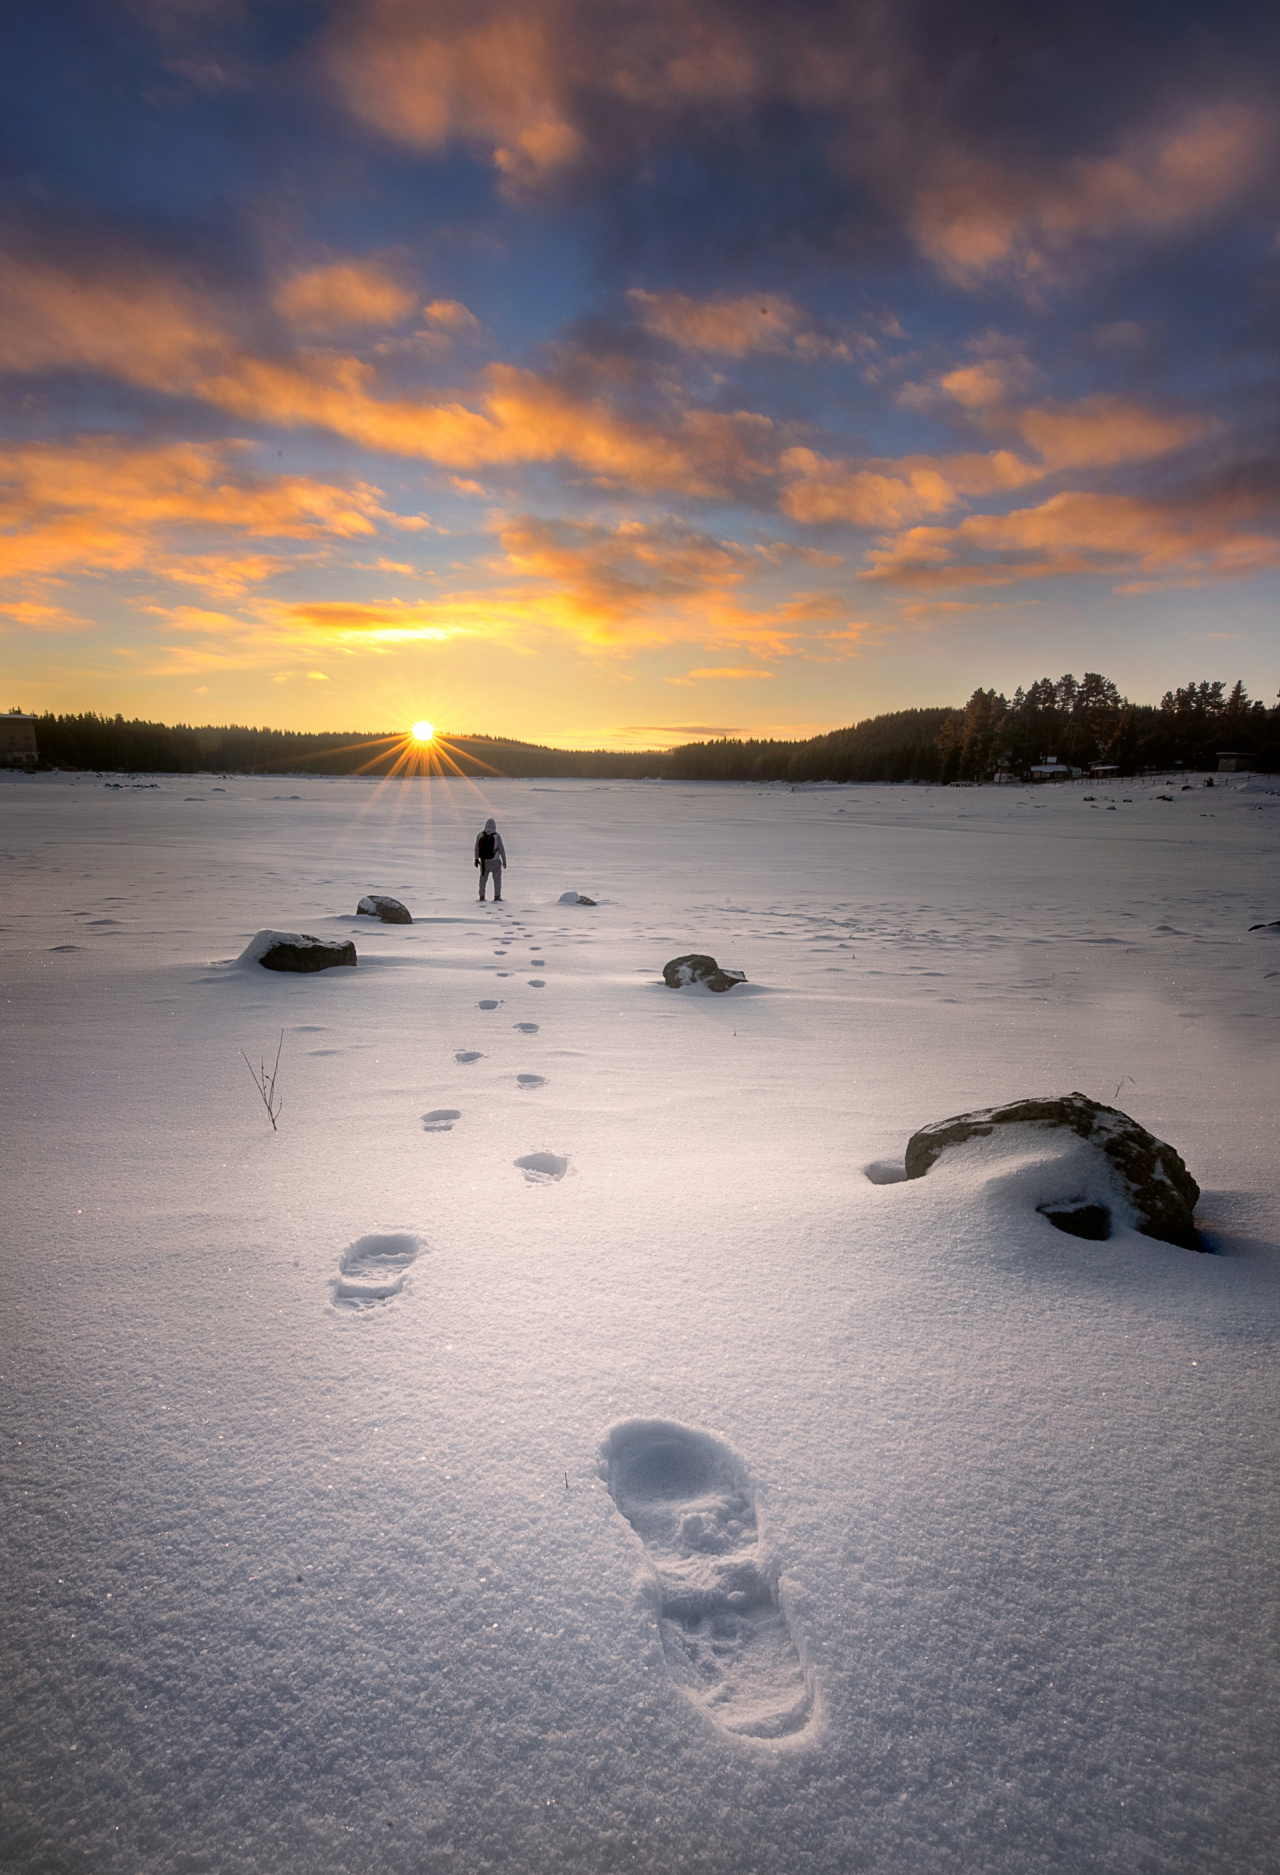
xmin=904 ymin=1091 xmax=1202 ymax=1248
xmin=662 ymin=953 xmax=747 ymax=993
xmin=357 ymin=893 xmax=412 ymax=923
xmin=238 ymin=929 xmax=357 ymax=973
xmin=558 ymin=890 xmax=596 ymax=905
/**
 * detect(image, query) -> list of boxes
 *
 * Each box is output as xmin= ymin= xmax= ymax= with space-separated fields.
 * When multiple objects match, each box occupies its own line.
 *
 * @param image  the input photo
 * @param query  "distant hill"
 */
xmin=666 ymin=709 xmax=956 ymax=783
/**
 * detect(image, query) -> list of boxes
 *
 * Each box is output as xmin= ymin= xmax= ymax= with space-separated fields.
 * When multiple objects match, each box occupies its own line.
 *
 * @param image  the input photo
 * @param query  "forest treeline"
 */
xmin=24 ymin=717 xmax=667 ymax=779
xmin=933 ymin=673 xmax=1280 ymax=783
xmin=21 ymin=671 xmax=1280 ymax=780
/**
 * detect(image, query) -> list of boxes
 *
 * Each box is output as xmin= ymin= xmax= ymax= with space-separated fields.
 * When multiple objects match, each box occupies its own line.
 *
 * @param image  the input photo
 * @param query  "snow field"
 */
xmin=1 ymin=771 xmax=1278 ymax=1874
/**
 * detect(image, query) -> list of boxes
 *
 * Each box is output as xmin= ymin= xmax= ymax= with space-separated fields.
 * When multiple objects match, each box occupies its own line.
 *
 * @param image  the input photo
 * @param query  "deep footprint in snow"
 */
xmin=422 ymin=1108 xmax=461 ymax=1132
xmin=602 ymin=1420 xmax=813 ymax=1741
xmin=513 ymin=1021 xmax=539 ymax=1034
xmin=516 ymin=1073 xmax=546 ymax=1089
xmin=330 ymin=1233 xmax=423 ymax=1310
xmin=514 ymin=1151 xmax=568 ymax=1184
xmin=455 ymin=1050 xmax=484 ymax=1063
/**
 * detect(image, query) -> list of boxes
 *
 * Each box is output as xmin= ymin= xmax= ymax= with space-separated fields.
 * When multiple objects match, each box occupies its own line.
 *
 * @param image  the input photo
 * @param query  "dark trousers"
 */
xmin=479 ymin=859 xmax=502 ymax=900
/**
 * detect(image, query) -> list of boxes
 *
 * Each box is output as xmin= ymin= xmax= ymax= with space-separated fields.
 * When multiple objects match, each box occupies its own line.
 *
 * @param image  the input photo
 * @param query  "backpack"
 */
xmin=477 ymin=830 xmax=496 ymax=861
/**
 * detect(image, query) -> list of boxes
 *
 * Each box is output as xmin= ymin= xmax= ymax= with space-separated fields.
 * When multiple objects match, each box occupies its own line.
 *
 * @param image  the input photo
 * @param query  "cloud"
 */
xmin=0 ymin=247 xmax=778 ymax=496
xmin=422 ymin=299 xmax=482 ymax=334
xmin=274 ymin=262 xmax=417 ymax=333
xmin=0 ymin=599 xmax=89 ymax=633
xmin=780 ymin=393 xmax=1206 ymax=530
xmin=626 ymin=289 xmax=852 ymax=361
xmin=911 ymin=105 xmax=1270 ymax=287
xmin=499 ymin=512 xmax=756 ymax=600
xmin=666 ymin=665 xmax=773 ymax=684
xmin=779 ymin=445 xmax=1039 ymax=528
xmin=251 ymin=511 xmax=847 ymax=665
xmin=491 ymin=512 xmax=778 ymax=648
xmin=614 ymin=723 xmax=744 ymax=736
xmin=323 ymin=0 xmax=585 ymax=191
xmin=0 ymin=436 xmax=419 ymax=597
xmin=936 ymin=356 xmax=1033 ymax=410
xmin=0 ymin=249 xmax=230 ymax=387
xmin=1013 ymin=396 xmax=1206 ymax=470
xmin=860 ymin=488 xmax=1280 ymax=591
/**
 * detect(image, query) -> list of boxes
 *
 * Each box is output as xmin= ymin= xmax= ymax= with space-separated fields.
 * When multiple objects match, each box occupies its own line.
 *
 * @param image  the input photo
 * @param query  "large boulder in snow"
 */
xmin=904 ymin=1092 xmax=1201 ymax=1249
xmin=357 ymin=894 xmax=412 ymax=924
xmin=240 ymin=930 xmax=357 ymax=973
xmin=662 ymin=953 xmax=747 ymax=993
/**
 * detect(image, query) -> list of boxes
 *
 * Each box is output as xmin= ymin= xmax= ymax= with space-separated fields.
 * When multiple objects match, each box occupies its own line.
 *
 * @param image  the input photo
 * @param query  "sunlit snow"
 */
xmin=3 ymin=770 xmax=1278 ymax=1873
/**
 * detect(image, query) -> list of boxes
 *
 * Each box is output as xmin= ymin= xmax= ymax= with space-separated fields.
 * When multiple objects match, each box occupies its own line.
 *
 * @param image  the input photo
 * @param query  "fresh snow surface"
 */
xmin=2 ymin=770 xmax=1278 ymax=1875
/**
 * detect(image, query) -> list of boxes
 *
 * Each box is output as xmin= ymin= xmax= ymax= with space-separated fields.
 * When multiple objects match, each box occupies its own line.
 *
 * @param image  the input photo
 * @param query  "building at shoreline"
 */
xmin=0 ymin=711 xmax=38 ymax=769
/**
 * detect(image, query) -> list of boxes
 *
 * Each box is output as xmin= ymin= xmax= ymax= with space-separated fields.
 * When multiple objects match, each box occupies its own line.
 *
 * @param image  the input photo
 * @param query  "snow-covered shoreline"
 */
xmin=3 ymin=773 xmax=1277 ymax=1873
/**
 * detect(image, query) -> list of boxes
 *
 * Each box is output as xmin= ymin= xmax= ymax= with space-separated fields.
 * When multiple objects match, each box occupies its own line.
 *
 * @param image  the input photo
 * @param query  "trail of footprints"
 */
xmin=326 ymin=915 xmax=815 ymax=1746
xmin=331 ymin=919 xmax=569 ymax=1314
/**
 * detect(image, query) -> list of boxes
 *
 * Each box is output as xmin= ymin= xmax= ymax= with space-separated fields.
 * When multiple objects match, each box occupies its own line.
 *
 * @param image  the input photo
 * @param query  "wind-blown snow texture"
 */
xmin=2 ymin=771 xmax=1278 ymax=1875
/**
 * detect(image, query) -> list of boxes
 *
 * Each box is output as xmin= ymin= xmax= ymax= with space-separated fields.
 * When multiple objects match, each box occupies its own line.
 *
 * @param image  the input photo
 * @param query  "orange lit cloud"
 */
xmin=912 ymin=105 xmax=1268 ymax=286
xmin=274 ymin=262 xmax=417 ymax=332
xmin=0 ymin=251 xmax=229 ymax=387
xmin=0 ymin=250 xmax=777 ymax=496
xmin=626 ymin=289 xmax=853 ymax=360
xmin=935 ymin=356 xmax=1033 ymax=410
xmin=499 ymin=512 xmax=756 ymax=600
xmin=861 ymin=488 xmax=1280 ymax=591
xmin=422 ymin=299 xmax=482 ymax=333
xmin=0 ymin=437 xmax=422 ymax=596
xmin=493 ymin=514 xmax=851 ymax=653
xmin=781 ymin=392 xmax=1205 ymax=529
xmin=780 ymin=445 xmax=1038 ymax=527
xmin=666 ymin=665 xmax=773 ymax=685
xmin=322 ymin=0 xmax=819 ymax=193
xmin=493 ymin=513 xmax=765 ymax=649
xmin=243 ymin=514 xmax=847 ymax=665
xmin=1013 ymin=396 xmax=1206 ymax=470
xmin=324 ymin=0 xmax=585 ymax=190
xmin=0 ymin=598 xmax=89 ymax=633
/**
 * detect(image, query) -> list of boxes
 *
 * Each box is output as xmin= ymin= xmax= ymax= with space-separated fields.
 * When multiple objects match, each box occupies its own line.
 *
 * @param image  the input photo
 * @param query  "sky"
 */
xmin=2 ymin=0 xmax=1279 ymax=750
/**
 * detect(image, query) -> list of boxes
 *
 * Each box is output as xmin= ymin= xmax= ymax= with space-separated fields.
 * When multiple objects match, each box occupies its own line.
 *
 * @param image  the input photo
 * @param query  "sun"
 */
xmin=411 ymin=720 xmax=435 ymax=744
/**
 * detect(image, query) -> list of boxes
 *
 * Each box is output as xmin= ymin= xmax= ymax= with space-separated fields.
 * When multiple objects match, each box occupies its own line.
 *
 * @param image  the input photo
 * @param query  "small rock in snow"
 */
xmin=357 ymin=894 xmax=412 ymax=924
xmin=240 ymin=930 xmax=357 ymax=973
xmin=558 ymin=891 xmax=596 ymax=905
xmin=662 ymin=953 xmax=747 ymax=993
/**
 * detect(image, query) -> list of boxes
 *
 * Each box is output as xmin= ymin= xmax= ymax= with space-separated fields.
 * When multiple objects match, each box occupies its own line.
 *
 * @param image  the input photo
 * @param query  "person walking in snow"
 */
xmin=474 ymin=816 xmax=507 ymax=901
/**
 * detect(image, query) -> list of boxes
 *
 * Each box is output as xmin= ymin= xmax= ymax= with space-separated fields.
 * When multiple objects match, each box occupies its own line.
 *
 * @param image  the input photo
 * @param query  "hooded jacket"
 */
xmin=474 ymin=818 xmax=508 ymax=866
